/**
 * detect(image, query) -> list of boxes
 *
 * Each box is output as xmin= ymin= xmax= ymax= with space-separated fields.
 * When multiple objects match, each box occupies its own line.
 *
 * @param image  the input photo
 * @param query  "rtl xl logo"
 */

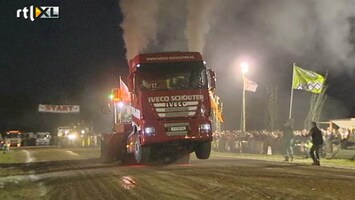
xmin=16 ymin=6 xmax=59 ymax=21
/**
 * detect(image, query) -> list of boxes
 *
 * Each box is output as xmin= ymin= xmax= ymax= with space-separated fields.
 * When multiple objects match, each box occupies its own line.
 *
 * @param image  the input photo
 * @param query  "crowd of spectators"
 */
xmin=212 ymin=128 xmax=355 ymax=157
xmin=212 ymin=130 xmax=284 ymax=154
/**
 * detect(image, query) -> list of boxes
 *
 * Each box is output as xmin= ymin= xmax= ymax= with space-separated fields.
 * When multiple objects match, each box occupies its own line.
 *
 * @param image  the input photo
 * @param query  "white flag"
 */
xmin=244 ymin=78 xmax=258 ymax=92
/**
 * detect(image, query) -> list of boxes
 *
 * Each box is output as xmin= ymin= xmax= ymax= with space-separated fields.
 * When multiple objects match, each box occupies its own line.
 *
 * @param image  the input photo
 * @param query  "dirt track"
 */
xmin=1 ymin=148 xmax=355 ymax=200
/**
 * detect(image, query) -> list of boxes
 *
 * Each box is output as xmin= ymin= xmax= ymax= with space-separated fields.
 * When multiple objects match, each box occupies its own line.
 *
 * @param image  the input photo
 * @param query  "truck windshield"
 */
xmin=6 ymin=133 xmax=21 ymax=138
xmin=37 ymin=134 xmax=50 ymax=139
xmin=137 ymin=61 xmax=207 ymax=91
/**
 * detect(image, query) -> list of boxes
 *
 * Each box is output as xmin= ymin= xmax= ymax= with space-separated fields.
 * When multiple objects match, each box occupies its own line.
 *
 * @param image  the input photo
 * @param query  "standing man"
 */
xmin=306 ymin=122 xmax=324 ymax=166
xmin=3 ymin=141 xmax=10 ymax=154
xmin=282 ymin=119 xmax=294 ymax=162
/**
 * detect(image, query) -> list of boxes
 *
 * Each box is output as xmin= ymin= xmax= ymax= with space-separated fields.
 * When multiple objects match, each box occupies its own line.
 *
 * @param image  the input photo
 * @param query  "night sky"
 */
xmin=0 ymin=0 xmax=126 ymax=132
xmin=1 ymin=0 xmax=355 ymax=133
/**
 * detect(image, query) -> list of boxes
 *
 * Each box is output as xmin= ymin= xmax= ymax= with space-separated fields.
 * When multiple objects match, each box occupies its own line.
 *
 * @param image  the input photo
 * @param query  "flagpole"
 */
xmin=242 ymin=72 xmax=246 ymax=132
xmin=288 ymin=63 xmax=295 ymax=119
xmin=119 ymin=76 xmax=122 ymax=88
xmin=241 ymin=62 xmax=249 ymax=132
xmin=118 ymin=76 xmax=123 ymax=123
xmin=113 ymin=88 xmax=118 ymax=124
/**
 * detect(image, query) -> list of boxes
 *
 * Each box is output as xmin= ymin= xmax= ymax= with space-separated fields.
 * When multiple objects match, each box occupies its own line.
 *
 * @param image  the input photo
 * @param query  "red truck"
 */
xmin=101 ymin=52 xmax=216 ymax=164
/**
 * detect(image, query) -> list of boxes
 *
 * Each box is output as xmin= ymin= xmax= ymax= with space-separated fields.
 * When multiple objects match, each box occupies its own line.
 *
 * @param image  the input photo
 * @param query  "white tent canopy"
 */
xmin=331 ymin=118 xmax=355 ymax=129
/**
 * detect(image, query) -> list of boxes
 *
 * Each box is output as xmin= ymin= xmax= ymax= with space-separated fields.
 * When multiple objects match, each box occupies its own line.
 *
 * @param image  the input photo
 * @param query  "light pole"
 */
xmin=241 ymin=62 xmax=249 ymax=132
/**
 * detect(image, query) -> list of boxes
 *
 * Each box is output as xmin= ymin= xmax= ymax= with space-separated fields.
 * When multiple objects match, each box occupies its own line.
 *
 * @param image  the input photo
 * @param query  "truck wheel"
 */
xmin=120 ymin=136 xmax=137 ymax=165
xmin=100 ymin=140 xmax=112 ymax=163
xmin=195 ymin=141 xmax=211 ymax=159
xmin=134 ymin=134 xmax=150 ymax=163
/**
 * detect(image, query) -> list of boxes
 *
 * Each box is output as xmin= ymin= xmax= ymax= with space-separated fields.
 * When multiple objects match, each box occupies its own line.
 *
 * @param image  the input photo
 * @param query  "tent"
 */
xmin=331 ymin=118 xmax=355 ymax=129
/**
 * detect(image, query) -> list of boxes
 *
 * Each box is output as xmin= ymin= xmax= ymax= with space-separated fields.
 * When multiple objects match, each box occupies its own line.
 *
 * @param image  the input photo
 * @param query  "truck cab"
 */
xmin=125 ymin=52 xmax=216 ymax=163
xmin=5 ymin=130 xmax=22 ymax=147
xmin=36 ymin=132 xmax=51 ymax=146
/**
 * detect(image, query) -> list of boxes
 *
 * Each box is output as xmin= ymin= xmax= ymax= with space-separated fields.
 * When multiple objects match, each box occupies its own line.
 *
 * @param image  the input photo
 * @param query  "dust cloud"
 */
xmin=118 ymin=0 xmax=355 ymax=129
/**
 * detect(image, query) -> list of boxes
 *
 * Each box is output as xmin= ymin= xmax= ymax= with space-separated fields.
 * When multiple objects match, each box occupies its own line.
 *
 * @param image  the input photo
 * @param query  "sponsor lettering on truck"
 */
xmin=101 ymin=52 xmax=217 ymax=164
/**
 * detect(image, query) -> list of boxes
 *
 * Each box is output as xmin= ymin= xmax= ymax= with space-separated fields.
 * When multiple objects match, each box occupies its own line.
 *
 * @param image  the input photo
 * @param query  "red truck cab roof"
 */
xmin=7 ymin=130 xmax=21 ymax=134
xmin=128 ymin=52 xmax=203 ymax=73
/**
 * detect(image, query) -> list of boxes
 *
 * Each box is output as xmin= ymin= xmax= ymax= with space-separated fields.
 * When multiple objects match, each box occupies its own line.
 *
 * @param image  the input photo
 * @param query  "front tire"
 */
xmin=195 ymin=141 xmax=211 ymax=159
xmin=134 ymin=134 xmax=150 ymax=163
xmin=121 ymin=134 xmax=136 ymax=165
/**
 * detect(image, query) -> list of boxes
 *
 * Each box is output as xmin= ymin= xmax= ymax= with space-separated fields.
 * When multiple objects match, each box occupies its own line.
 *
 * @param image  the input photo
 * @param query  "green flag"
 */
xmin=292 ymin=65 xmax=325 ymax=93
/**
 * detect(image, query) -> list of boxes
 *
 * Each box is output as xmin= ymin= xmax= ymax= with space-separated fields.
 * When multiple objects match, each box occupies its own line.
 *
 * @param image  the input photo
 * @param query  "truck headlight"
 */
xmin=200 ymin=123 xmax=211 ymax=132
xmin=68 ymin=134 xmax=77 ymax=140
xmin=144 ymin=127 xmax=155 ymax=136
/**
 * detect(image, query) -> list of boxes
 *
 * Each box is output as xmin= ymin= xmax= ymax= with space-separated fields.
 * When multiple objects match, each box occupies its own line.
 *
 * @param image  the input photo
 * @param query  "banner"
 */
xmin=120 ymin=77 xmax=131 ymax=102
xmin=210 ymin=93 xmax=224 ymax=123
xmin=244 ymin=77 xmax=258 ymax=92
xmin=38 ymin=104 xmax=80 ymax=113
xmin=292 ymin=66 xmax=325 ymax=93
xmin=112 ymin=77 xmax=131 ymax=103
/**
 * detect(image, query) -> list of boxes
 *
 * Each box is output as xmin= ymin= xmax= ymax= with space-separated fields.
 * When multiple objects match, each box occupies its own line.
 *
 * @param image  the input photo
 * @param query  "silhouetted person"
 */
xmin=282 ymin=120 xmax=294 ymax=161
xmin=305 ymin=122 xmax=324 ymax=166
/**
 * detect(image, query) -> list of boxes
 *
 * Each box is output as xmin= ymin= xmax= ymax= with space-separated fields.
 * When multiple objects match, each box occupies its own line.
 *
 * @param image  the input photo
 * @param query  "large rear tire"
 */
xmin=195 ymin=141 xmax=211 ymax=159
xmin=100 ymin=140 xmax=113 ymax=163
xmin=134 ymin=134 xmax=150 ymax=163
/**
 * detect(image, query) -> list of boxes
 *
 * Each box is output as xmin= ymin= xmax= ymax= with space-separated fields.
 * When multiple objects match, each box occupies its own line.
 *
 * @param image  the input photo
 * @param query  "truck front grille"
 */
xmin=153 ymin=101 xmax=198 ymax=118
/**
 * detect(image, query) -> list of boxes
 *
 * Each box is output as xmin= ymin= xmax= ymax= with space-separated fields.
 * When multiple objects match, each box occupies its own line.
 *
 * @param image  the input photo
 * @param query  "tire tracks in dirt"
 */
xmin=131 ymin=168 xmax=200 ymax=199
xmin=3 ymin=151 xmax=355 ymax=199
xmin=44 ymin=164 xmax=139 ymax=200
xmin=23 ymin=149 xmax=47 ymax=197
